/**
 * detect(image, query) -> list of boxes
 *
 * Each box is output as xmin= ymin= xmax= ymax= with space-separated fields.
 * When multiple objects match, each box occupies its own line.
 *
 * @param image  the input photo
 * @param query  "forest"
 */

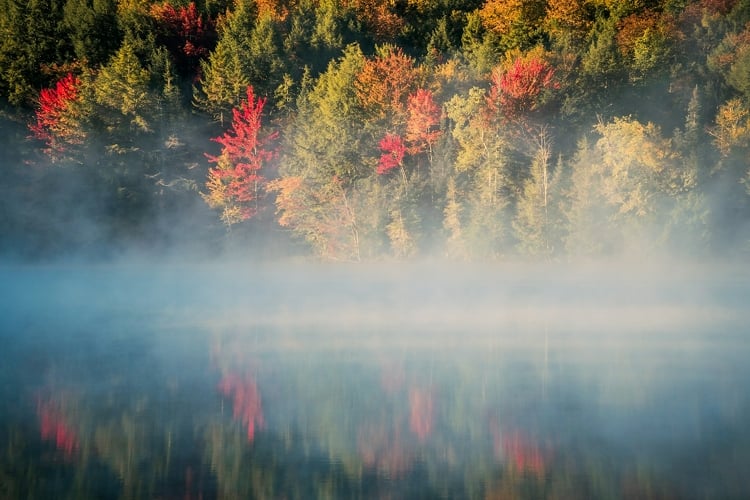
xmin=2 ymin=0 xmax=750 ymax=261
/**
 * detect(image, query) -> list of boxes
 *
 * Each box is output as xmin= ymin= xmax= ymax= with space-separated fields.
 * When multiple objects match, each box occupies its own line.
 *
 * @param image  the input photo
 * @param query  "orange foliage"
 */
xmin=355 ymin=46 xmax=419 ymax=121
xmin=616 ymin=9 xmax=662 ymax=57
xmin=255 ymin=0 xmax=291 ymax=21
xmin=478 ymin=0 xmax=545 ymax=38
xmin=267 ymin=175 xmax=304 ymax=228
xmin=348 ymin=0 xmax=405 ymax=41
xmin=545 ymin=0 xmax=592 ymax=38
xmin=478 ymin=0 xmax=525 ymax=36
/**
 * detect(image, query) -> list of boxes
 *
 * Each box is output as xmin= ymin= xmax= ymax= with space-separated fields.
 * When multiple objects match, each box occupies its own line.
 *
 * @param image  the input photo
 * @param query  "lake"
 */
xmin=1 ymin=260 xmax=749 ymax=499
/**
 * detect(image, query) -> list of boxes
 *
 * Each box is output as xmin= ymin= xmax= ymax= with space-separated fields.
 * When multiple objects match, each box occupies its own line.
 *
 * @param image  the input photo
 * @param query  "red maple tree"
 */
xmin=376 ymin=133 xmax=406 ymax=174
xmin=405 ymin=88 xmax=442 ymax=155
xmin=204 ymin=85 xmax=278 ymax=221
xmin=488 ymin=56 xmax=557 ymax=120
xmin=29 ymin=72 xmax=84 ymax=160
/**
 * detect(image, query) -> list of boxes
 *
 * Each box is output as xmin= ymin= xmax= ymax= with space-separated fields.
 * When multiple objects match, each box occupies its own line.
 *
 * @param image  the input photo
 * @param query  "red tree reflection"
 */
xmin=501 ymin=431 xmax=546 ymax=475
xmin=37 ymin=398 xmax=78 ymax=457
xmin=409 ymin=387 xmax=434 ymax=442
xmin=490 ymin=418 xmax=547 ymax=477
xmin=217 ymin=373 xmax=264 ymax=442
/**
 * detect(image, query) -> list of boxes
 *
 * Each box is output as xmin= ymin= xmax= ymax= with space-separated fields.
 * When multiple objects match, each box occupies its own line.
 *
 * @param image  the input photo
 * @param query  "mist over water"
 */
xmin=1 ymin=258 xmax=749 ymax=499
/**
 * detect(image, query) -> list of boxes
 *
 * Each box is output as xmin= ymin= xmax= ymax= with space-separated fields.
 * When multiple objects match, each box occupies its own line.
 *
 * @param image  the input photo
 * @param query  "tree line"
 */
xmin=3 ymin=0 xmax=750 ymax=260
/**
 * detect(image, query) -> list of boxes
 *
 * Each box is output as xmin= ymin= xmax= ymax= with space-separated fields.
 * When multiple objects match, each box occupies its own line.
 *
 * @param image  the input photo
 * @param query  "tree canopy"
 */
xmin=2 ymin=0 xmax=750 ymax=260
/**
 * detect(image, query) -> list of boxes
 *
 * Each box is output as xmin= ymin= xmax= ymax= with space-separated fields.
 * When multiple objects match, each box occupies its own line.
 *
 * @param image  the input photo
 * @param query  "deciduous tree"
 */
xmin=477 ymin=0 xmax=546 ymax=51
xmin=405 ymin=88 xmax=442 ymax=157
xmin=149 ymin=1 xmax=216 ymax=76
xmin=487 ymin=53 xmax=557 ymax=121
xmin=354 ymin=44 xmax=419 ymax=123
xmin=29 ymin=72 xmax=86 ymax=161
xmin=204 ymin=85 xmax=278 ymax=225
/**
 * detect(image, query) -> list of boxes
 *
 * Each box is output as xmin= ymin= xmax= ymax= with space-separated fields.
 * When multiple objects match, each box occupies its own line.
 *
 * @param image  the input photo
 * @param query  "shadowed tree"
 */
xmin=62 ymin=0 xmax=121 ymax=67
xmin=149 ymin=1 xmax=216 ymax=77
xmin=193 ymin=0 xmax=253 ymax=124
xmin=0 ymin=0 xmax=65 ymax=105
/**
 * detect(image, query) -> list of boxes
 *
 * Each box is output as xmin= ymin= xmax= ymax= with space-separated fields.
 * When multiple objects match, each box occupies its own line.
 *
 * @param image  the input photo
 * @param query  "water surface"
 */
xmin=1 ymin=261 xmax=748 ymax=499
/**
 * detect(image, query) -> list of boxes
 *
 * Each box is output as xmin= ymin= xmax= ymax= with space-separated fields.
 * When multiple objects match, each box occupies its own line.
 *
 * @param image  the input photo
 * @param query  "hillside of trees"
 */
xmin=3 ymin=0 xmax=750 ymax=261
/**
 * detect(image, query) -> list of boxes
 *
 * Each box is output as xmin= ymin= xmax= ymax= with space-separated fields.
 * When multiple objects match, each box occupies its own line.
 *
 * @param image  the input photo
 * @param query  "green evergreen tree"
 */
xmin=194 ymin=28 xmax=249 ymax=125
xmin=0 ymin=0 xmax=65 ymax=105
xmin=61 ymin=0 xmax=120 ymax=66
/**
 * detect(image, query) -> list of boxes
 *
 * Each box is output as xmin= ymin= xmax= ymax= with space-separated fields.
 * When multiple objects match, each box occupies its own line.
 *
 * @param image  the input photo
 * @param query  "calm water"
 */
xmin=1 ymin=261 xmax=749 ymax=499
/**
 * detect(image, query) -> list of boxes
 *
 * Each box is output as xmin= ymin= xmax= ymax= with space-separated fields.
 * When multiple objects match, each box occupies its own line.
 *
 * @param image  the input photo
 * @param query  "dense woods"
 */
xmin=3 ymin=0 xmax=750 ymax=260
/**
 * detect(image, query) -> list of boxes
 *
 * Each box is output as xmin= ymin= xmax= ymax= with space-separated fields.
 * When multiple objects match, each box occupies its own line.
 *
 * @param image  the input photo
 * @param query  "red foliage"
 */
xmin=217 ymin=372 xmax=265 ymax=442
xmin=503 ymin=432 xmax=546 ymax=475
xmin=37 ymin=398 xmax=78 ymax=457
xmin=405 ymin=89 xmax=442 ymax=154
xmin=490 ymin=422 xmax=547 ymax=477
xmin=29 ymin=73 xmax=82 ymax=157
xmin=376 ymin=133 xmax=406 ymax=174
xmin=205 ymin=85 xmax=278 ymax=218
xmin=488 ymin=57 xmax=557 ymax=119
xmin=150 ymin=1 xmax=215 ymax=75
xmin=408 ymin=387 xmax=434 ymax=442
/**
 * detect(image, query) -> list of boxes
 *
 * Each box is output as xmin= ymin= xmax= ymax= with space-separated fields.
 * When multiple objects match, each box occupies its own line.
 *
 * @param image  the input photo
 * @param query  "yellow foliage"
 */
xmin=386 ymin=210 xmax=416 ymax=258
xmin=478 ymin=0 xmax=526 ymax=36
xmin=710 ymin=98 xmax=750 ymax=156
xmin=593 ymin=116 xmax=686 ymax=217
xmin=117 ymin=0 xmax=150 ymax=15
xmin=266 ymin=176 xmax=304 ymax=227
xmin=544 ymin=0 xmax=592 ymax=38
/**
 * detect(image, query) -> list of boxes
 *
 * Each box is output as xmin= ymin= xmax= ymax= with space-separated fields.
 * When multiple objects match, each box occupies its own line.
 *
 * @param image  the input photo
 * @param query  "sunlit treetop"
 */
xmin=29 ymin=72 xmax=86 ymax=161
xmin=405 ymin=88 xmax=442 ymax=154
xmin=203 ymin=85 xmax=279 ymax=225
xmin=354 ymin=44 xmax=420 ymax=122
xmin=487 ymin=51 xmax=558 ymax=121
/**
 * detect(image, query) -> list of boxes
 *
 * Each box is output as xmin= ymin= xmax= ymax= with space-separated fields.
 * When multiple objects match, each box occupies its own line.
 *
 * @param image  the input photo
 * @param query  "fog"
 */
xmin=1 ymin=255 xmax=749 ymax=498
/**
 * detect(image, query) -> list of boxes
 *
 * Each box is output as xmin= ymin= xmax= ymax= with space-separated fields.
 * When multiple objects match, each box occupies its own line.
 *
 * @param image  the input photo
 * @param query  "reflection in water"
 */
xmin=37 ymin=394 xmax=79 ymax=458
xmin=217 ymin=373 xmax=264 ymax=443
xmin=0 ymin=263 xmax=749 ymax=499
